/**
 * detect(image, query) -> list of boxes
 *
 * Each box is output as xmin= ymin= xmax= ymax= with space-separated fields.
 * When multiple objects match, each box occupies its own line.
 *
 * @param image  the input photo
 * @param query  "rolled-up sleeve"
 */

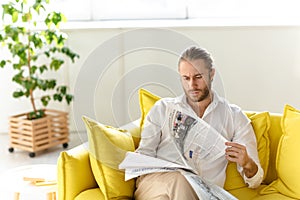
xmin=243 ymin=164 xmax=264 ymax=188
xmin=233 ymin=110 xmax=264 ymax=188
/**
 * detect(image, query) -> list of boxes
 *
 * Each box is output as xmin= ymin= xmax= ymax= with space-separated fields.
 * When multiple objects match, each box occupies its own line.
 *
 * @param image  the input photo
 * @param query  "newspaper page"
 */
xmin=119 ymin=104 xmax=237 ymax=200
xmin=166 ymin=103 xmax=228 ymax=167
xmin=119 ymin=152 xmax=237 ymax=200
xmin=179 ymin=170 xmax=237 ymax=200
xmin=119 ymin=152 xmax=196 ymax=181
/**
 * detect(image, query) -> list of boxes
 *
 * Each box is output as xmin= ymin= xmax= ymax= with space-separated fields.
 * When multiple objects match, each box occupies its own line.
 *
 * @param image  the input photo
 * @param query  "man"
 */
xmin=134 ymin=46 xmax=263 ymax=199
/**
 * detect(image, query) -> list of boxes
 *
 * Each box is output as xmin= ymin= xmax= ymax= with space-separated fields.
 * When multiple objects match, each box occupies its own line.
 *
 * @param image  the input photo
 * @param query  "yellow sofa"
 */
xmin=57 ymin=111 xmax=299 ymax=200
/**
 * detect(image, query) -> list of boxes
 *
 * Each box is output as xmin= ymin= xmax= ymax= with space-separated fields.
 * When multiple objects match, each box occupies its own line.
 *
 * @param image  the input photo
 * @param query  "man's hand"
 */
xmin=225 ymin=142 xmax=258 ymax=178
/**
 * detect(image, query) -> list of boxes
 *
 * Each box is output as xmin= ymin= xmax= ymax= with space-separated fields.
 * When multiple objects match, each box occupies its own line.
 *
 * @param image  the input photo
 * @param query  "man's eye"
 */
xmin=195 ymin=75 xmax=202 ymax=79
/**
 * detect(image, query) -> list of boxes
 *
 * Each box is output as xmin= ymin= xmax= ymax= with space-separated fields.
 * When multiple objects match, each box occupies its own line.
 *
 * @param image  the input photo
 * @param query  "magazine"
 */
xmin=119 ymin=104 xmax=237 ymax=200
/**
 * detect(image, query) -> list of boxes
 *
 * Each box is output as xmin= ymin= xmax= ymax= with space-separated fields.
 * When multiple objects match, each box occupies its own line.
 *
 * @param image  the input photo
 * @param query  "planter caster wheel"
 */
xmin=29 ymin=152 xmax=36 ymax=158
xmin=8 ymin=147 xmax=14 ymax=153
xmin=62 ymin=143 xmax=69 ymax=149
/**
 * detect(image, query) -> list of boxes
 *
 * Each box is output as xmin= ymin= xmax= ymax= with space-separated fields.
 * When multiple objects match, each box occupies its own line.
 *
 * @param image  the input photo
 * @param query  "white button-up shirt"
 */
xmin=136 ymin=91 xmax=263 ymax=188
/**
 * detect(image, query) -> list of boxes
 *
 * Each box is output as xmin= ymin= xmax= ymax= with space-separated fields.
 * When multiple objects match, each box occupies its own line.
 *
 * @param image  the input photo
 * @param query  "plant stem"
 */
xmin=27 ymin=29 xmax=37 ymax=113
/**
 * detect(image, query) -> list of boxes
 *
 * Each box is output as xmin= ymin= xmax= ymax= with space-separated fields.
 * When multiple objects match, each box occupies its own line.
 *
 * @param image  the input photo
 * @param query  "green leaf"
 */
xmin=13 ymin=63 xmax=21 ymax=69
xmin=61 ymin=47 xmax=80 ymax=63
xmin=28 ymin=109 xmax=45 ymax=120
xmin=44 ymin=51 xmax=50 ymax=57
xmin=50 ymin=47 xmax=58 ymax=53
xmin=30 ymin=33 xmax=43 ymax=48
xmin=47 ymin=79 xmax=56 ymax=89
xmin=57 ymin=86 xmax=67 ymax=94
xmin=57 ymin=34 xmax=65 ymax=45
xmin=2 ymin=4 xmax=14 ymax=16
xmin=41 ymin=95 xmax=51 ymax=106
xmin=65 ymin=94 xmax=73 ymax=104
xmin=12 ymin=70 xmax=24 ymax=84
xmin=24 ymin=89 xmax=30 ymax=97
xmin=30 ymin=66 xmax=37 ymax=74
xmin=39 ymin=65 xmax=48 ymax=73
xmin=0 ymin=60 xmax=6 ymax=68
xmin=23 ymin=79 xmax=35 ymax=90
xmin=31 ymin=55 xmax=38 ymax=61
xmin=36 ymin=79 xmax=46 ymax=90
xmin=50 ymin=59 xmax=64 ymax=70
xmin=22 ymin=12 xmax=31 ymax=22
xmin=33 ymin=2 xmax=44 ymax=14
xmin=43 ymin=30 xmax=56 ymax=44
xmin=12 ymin=11 xmax=18 ymax=22
xmin=13 ymin=90 xmax=24 ymax=98
xmin=53 ymin=93 xmax=63 ymax=101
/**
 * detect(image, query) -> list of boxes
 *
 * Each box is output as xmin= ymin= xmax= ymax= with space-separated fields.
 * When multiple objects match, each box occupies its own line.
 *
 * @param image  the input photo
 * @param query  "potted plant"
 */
xmin=0 ymin=0 xmax=79 ymax=157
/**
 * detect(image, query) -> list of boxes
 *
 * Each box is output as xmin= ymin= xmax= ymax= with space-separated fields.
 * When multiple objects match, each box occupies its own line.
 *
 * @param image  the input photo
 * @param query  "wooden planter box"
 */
xmin=8 ymin=109 xmax=69 ymax=157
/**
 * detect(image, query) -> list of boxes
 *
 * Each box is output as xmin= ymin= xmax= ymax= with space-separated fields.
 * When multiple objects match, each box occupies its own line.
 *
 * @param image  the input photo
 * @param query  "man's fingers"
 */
xmin=225 ymin=142 xmax=245 ymax=149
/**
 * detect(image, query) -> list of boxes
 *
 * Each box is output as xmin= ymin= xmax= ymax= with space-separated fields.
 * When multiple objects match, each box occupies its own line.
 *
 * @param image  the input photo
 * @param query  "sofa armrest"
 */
xmin=57 ymin=119 xmax=141 ymax=200
xmin=57 ymin=143 xmax=98 ymax=200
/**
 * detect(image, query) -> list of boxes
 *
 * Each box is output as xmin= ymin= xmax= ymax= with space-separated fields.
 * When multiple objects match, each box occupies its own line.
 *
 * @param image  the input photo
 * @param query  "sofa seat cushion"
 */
xmin=228 ymin=185 xmax=298 ymax=200
xmin=253 ymin=193 xmax=299 ymax=200
xmin=228 ymin=186 xmax=260 ymax=200
xmin=75 ymin=188 xmax=104 ymax=200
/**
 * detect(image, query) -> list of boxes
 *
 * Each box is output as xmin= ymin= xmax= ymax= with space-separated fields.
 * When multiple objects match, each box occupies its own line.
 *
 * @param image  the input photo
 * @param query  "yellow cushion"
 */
xmin=264 ymin=114 xmax=283 ymax=184
xmin=82 ymin=116 xmax=135 ymax=200
xmin=129 ymin=125 xmax=142 ymax=150
xmin=57 ymin=150 xmax=98 ymax=200
xmin=224 ymin=112 xmax=270 ymax=190
xmin=260 ymin=104 xmax=300 ymax=199
xmin=224 ymin=161 xmax=247 ymax=190
xmin=75 ymin=188 xmax=104 ymax=200
xmin=139 ymin=88 xmax=161 ymax=129
xmin=249 ymin=112 xmax=271 ymax=182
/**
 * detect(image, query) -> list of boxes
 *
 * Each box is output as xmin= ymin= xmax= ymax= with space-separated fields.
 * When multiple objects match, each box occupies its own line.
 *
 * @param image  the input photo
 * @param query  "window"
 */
xmin=2 ymin=0 xmax=300 ymax=25
xmin=91 ymin=0 xmax=186 ymax=20
xmin=50 ymin=0 xmax=92 ymax=21
xmin=188 ymin=0 xmax=300 ymax=22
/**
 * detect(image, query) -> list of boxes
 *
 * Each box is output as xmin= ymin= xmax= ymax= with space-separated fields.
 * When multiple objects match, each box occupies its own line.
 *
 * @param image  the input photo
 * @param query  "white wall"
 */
xmin=1 ymin=26 xmax=300 ymax=135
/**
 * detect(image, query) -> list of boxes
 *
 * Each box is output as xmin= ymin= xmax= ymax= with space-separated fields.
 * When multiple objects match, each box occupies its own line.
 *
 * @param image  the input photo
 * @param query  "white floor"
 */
xmin=0 ymin=132 xmax=87 ymax=200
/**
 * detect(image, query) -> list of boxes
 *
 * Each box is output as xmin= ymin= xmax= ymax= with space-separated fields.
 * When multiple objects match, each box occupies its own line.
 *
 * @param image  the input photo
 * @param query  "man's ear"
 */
xmin=210 ymin=68 xmax=216 ymax=81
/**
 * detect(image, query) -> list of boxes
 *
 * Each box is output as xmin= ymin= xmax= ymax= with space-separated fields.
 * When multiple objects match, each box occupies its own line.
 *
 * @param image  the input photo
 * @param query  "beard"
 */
xmin=185 ymin=84 xmax=211 ymax=103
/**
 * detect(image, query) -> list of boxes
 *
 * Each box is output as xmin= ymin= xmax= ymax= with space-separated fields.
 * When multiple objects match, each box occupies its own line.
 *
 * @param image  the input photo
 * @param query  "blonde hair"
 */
xmin=178 ymin=46 xmax=214 ymax=70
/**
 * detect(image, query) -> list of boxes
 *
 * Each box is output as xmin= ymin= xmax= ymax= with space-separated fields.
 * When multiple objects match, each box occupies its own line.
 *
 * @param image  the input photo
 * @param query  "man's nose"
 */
xmin=189 ymin=78 xmax=197 ymax=88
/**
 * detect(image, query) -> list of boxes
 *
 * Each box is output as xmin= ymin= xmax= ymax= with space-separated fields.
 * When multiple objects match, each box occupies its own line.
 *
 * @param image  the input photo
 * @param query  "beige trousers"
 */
xmin=134 ymin=171 xmax=199 ymax=200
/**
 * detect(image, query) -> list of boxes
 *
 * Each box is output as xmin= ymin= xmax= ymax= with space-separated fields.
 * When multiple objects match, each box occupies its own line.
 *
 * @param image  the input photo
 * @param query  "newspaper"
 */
xmin=166 ymin=104 xmax=228 ymax=168
xmin=119 ymin=104 xmax=237 ymax=200
xmin=119 ymin=152 xmax=237 ymax=200
xmin=119 ymin=152 xmax=196 ymax=180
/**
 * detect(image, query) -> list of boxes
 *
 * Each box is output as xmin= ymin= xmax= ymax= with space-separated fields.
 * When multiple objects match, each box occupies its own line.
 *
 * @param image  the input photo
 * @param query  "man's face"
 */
xmin=178 ymin=59 xmax=214 ymax=103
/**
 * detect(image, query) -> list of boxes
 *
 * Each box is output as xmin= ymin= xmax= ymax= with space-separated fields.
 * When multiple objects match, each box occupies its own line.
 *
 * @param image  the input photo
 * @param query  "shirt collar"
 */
xmin=174 ymin=90 xmax=222 ymax=118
